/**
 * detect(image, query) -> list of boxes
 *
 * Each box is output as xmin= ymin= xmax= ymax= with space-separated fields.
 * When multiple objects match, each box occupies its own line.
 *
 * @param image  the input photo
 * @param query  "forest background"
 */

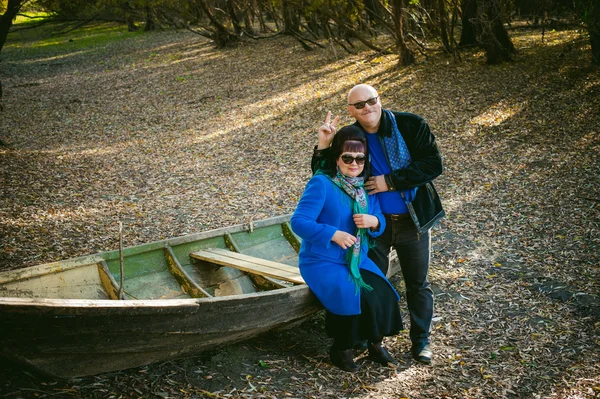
xmin=0 ymin=0 xmax=599 ymax=398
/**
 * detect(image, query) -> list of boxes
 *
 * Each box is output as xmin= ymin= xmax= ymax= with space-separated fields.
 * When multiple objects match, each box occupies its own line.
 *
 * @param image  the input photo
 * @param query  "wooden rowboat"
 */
xmin=0 ymin=214 xmax=322 ymax=379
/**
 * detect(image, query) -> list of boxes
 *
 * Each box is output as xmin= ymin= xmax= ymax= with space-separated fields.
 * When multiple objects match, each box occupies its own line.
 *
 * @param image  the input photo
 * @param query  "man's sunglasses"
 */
xmin=349 ymin=96 xmax=378 ymax=109
xmin=340 ymin=154 xmax=366 ymax=165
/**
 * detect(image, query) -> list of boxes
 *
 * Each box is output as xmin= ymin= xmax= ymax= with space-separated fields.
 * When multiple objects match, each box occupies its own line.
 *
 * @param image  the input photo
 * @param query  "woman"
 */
xmin=291 ymin=125 xmax=403 ymax=372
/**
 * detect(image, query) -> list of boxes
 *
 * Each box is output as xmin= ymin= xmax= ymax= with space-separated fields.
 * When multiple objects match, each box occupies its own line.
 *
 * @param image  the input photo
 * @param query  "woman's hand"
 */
xmin=365 ymin=175 xmax=388 ymax=194
xmin=353 ymin=214 xmax=379 ymax=230
xmin=317 ymin=111 xmax=340 ymax=150
xmin=332 ymin=230 xmax=357 ymax=249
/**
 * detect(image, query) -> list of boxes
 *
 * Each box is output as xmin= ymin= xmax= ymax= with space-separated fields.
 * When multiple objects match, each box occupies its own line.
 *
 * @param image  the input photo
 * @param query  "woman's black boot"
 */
xmin=368 ymin=342 xmax=397 ymax=366
xmin=330 ymin=346 xmax=359 ymax=372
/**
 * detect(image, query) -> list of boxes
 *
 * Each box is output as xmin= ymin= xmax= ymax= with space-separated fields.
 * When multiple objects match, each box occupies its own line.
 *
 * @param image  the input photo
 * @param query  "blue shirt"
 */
xmin=366 ymin=132 xmax=409 ymax=214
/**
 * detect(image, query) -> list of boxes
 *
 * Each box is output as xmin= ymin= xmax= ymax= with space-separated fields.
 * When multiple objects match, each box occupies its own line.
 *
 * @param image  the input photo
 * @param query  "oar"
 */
xmin=118 ymin=221 xmax=125 ymax=300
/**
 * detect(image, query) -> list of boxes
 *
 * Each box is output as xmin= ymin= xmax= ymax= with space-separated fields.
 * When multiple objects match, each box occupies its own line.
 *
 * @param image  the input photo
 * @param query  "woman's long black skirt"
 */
xmin=325 ymin=270 xmax=403 ymax=350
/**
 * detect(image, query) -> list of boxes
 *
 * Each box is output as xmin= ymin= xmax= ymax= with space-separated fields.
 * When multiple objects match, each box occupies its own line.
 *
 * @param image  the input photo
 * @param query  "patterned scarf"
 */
xmin=327 ymin=169 xmax=373 ymax=294
xmin=382 ymin=109 xmax=412 ymax=169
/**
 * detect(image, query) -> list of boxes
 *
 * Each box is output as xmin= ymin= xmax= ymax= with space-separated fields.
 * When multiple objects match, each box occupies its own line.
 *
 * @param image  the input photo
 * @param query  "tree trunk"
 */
xmin=125 ymin=13 xmax=138 ymax=32
xmin=144 ymin=7 xmax=156 ymax=31
xmin=226 ymin=0 xmax=242 ymax=36
xmin=196 ymin=0 xmax=238 ymax=48
xmin=459 ymin=0 xmax=477 ymax=47
xmin=243 ymin=2 xmax=256 ymax=36
xmin=255 ymin=0 xmax=268 ymax=32
xmin=122 ymin=1 xmax=138 ymax=32
xmin=591 ymin=30 xmax=600 ymax=65
xmin=575 ymin=0 xmax=599 ymax=65
xmin=0 ymin=0 xmax=23 ymax=55
xmin=391 ymin=0 xmax=415 ymax=66
xmin=490 ymin=13 xmax=515 ymax=53
xmin=475 ymin=0 xmax=515 ymax=64
xmin=438 ymin=0 xmax=451 ymax=53
xmin=363 ymin=0 xmax=382 ymax=28
xmin=282 ymin=0 xmax=300 ymax=34
xmin=581 ymin=0 xmax=600 ymax=65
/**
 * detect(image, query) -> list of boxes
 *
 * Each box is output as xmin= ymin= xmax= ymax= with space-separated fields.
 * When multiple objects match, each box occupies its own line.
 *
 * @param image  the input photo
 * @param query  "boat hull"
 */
xmin=0 ymin=214 xmax=323 ymax=378
xmin=0 ymin=285 xmax=320 ymax=378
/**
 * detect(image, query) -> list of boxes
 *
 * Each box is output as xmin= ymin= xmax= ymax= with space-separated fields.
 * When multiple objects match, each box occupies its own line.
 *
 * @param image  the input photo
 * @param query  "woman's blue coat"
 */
xmin=291 ymin=174 xmax=399 ymax=316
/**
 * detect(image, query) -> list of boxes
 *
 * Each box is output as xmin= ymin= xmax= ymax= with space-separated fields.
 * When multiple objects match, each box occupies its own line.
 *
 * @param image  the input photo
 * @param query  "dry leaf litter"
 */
xmin=0 ymin=24 xmax=598 ymax=399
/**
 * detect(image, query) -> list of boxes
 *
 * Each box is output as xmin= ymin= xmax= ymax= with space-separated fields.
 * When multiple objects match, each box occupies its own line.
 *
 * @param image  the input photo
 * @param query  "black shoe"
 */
xmin=367 ymin=342 xmax=397 ymax=366
xmin=412 ymin=344 xmax=432 ymax=364
xmin=353 ymin=340 xmax=368 ymax=353
xmin=330 ymin=346 xmax=359 ymax=372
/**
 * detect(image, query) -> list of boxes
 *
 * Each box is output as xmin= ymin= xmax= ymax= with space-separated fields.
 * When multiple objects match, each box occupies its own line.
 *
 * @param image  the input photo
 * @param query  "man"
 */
xmin=311 ymin=84 xmax=445 ymax=364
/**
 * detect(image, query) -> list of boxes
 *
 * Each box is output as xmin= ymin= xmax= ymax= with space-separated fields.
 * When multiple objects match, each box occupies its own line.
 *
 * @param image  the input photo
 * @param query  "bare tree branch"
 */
xmin=343 ymin=23 xmax=393 ymax=54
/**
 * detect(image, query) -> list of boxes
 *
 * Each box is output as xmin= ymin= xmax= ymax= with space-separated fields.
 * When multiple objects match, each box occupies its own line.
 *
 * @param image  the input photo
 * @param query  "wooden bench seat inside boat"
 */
xmin=190 ymin=248 xmax=305 ymax=285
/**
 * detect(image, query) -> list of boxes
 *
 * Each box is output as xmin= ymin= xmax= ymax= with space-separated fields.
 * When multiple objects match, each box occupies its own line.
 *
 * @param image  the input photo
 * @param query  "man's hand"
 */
xmin=317 ymin=111 xmax=340 ymax=150
xmin=365 ymin=175 xmax=388 ymax=194
xmin=332 ymin=230 xmax=357 ymax=249
xmin=353 ymin=214 xmax=379 ymax=230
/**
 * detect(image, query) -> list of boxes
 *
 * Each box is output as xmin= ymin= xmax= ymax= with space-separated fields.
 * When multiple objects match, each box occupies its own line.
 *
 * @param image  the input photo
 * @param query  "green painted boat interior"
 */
xmin=103 ymin=222 xmax=300 ymax=300
xmin=230 ymin=225 xmax=299 ymax=267
xmin=0 ymin=218 xmax=303 ymax=301
xmin=105 ymin=248 xmax=187 ymax=300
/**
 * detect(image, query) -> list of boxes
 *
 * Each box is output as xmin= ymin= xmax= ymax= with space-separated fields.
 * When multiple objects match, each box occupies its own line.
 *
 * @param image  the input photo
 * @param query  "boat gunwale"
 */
xmin=0 ymin=214 xmax=294 ymax=285
xmin=0 ymin=283 xmax=312 ymax=309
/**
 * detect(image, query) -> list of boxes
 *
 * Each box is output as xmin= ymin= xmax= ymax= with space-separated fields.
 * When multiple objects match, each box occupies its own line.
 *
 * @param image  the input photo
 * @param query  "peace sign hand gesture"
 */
xmin=317 ymin=111 xmax=340 ymax=150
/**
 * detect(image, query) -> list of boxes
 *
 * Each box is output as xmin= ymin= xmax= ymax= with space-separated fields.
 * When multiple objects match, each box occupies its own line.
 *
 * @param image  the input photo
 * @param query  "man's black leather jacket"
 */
xmin=311 ymin=109 xmax=445 ymax=234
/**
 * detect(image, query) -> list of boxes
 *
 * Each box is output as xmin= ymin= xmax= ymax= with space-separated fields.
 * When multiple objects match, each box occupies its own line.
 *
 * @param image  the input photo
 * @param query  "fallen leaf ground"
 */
xmin=0 ymin=22 xmax=599 ymax=399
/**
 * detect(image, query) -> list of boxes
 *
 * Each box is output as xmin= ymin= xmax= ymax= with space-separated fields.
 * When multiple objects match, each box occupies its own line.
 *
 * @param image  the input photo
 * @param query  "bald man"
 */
xmin=312 ymin=84 xmax=445 ymax=365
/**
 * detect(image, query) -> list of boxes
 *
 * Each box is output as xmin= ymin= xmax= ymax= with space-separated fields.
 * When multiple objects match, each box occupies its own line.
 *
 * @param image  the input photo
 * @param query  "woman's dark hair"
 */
xmin=325 ymin=125 xmax=371 ymax=178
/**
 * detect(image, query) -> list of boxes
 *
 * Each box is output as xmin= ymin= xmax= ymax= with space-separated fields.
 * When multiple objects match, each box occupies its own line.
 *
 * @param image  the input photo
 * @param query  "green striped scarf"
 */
xmin=327 ymin=169 xmax=373 ymax=294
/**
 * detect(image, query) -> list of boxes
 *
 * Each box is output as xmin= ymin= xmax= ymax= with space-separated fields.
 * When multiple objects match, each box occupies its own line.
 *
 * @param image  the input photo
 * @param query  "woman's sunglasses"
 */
xmin=349 ymin=96 xmax=378 ymax=110
xmin=341 ymin=154 xmax=366 ymax=165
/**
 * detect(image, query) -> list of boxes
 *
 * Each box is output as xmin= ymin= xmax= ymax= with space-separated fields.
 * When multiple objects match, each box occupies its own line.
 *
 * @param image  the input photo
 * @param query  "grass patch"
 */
xmin=5 ymin=21 xmax=144 ymax=60
xmin=13 ymin=11 xmax=52 ymax=25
